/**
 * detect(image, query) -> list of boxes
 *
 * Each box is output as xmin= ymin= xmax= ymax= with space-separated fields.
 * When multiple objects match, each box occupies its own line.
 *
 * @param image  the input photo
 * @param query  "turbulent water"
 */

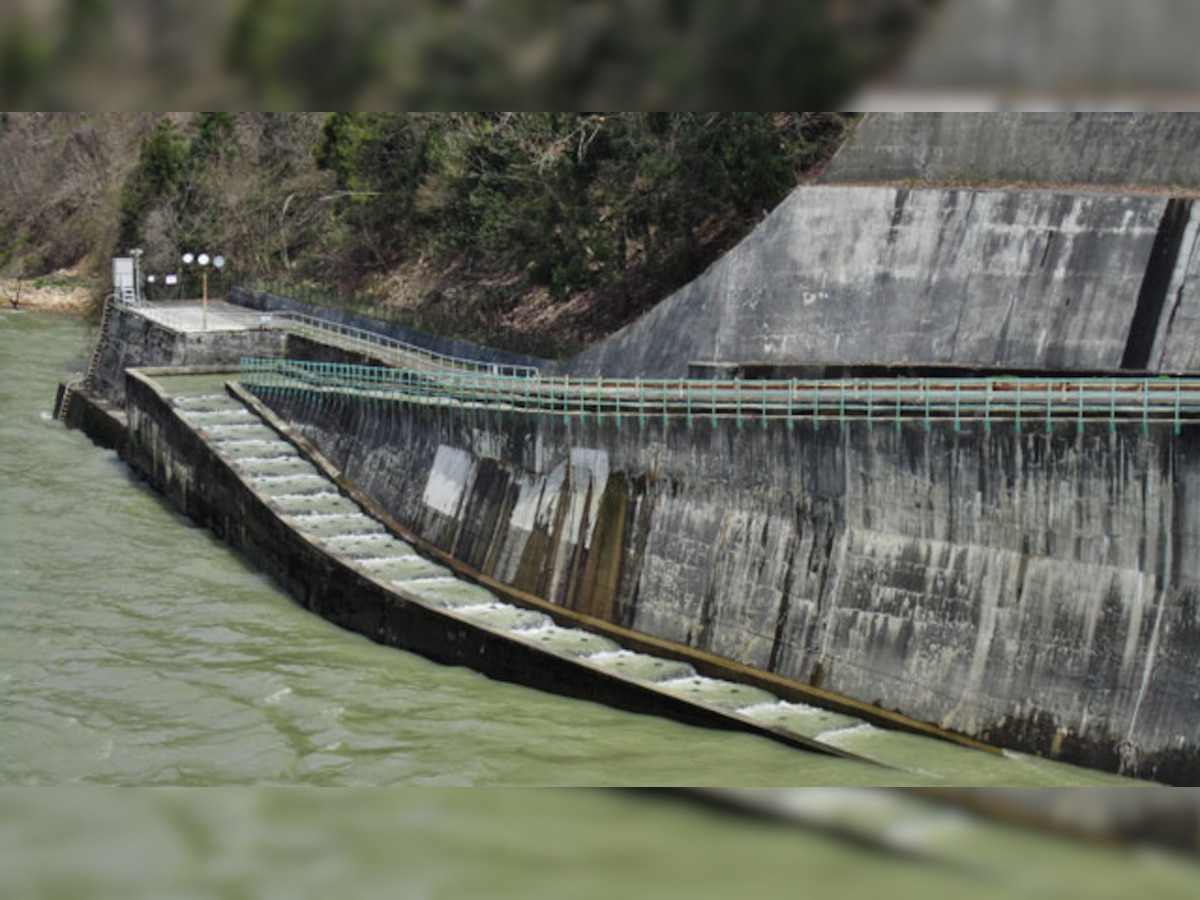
xmin=0 ymin=312 xmax=1144 ymax=787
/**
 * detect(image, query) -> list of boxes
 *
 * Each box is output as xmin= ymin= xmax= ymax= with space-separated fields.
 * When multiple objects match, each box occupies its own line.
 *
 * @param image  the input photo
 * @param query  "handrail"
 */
xmin=264 ymin=311 xmax=540 ymax=378
xmin=239 ymin=357 xmax=1200 ymax=433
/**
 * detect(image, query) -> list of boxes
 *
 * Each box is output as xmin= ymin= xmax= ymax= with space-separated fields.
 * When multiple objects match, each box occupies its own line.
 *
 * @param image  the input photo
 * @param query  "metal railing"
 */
xmin=239 ymin=358 xmax=1200 ymax=435
xmin=265 ymin=312 xmax=540 ymax=378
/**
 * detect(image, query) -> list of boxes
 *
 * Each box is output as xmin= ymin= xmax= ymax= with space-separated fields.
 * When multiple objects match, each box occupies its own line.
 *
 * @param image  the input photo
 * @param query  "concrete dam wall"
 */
xmin=254 ymin=384 xmax=1200 ymax=783
xmin=563 ymin=185 xmax=1200 ymax=379
xmin=821 ymin=113 xmax=1200 ymax=189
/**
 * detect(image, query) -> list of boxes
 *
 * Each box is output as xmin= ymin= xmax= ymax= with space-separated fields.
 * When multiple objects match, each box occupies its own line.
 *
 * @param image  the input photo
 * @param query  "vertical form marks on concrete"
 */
xmin=1122 ymin=198 xmax=1193 ymax=370
xmin=1147 ymin=202 xmax=1200 ymax=373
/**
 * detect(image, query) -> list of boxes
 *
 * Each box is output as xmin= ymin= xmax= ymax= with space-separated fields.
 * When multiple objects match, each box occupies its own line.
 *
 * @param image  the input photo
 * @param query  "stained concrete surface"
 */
xmin=562 ymin=186 xmax=1167 ymax=379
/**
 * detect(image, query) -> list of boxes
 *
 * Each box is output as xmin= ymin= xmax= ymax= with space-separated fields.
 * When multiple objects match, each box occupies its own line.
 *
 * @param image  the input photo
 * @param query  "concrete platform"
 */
xmin=129 ymin=300 xmax=275 ymax=333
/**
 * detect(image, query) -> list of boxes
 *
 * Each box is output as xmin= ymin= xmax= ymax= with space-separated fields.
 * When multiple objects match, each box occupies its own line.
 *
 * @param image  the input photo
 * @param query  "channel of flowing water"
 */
xmin=0 ymin=312 xmax=1145 ymax=786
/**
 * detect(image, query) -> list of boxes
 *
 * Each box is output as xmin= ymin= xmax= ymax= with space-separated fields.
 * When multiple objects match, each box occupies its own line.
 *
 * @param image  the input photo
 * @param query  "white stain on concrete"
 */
xmin=423 ymin=445 xmax=475 ymax=517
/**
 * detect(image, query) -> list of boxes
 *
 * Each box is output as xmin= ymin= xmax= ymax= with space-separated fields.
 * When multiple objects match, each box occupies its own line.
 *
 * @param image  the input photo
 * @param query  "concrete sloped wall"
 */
xmin=561 ymin=186 xmax=1166 ymax=378
xmin=820 ymin=113 xmax=1200 ymax=189
xmin=259 ymin=384 xmax=1200 ymax=783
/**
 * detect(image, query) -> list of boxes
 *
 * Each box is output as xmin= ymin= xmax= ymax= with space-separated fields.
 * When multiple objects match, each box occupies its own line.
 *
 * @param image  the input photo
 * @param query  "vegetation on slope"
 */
xmin=1 ymin=112 xmax=853 ymax=355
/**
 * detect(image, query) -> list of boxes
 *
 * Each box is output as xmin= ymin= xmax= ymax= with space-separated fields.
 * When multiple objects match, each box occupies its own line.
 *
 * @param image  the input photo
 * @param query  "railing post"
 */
xmin=895 ymin=376 xmax=902 ymax=433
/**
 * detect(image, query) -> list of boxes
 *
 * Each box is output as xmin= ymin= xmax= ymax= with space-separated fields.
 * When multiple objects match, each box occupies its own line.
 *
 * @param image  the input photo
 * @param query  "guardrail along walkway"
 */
xmin=240 ymin=357 xmax=1200 ymax=434
xmin=267 ymin=312 xmax=539 ymax=378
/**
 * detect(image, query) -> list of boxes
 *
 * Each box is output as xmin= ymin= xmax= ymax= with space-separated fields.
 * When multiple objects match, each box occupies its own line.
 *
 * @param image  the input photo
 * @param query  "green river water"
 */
xmin=5 ymin=312 xmax=1200 ymax=900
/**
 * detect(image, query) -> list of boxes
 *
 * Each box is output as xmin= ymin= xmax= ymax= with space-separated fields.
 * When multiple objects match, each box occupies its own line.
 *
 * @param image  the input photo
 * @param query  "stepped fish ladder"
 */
xmin=162 ymin=376 xmax=1142 ymax=784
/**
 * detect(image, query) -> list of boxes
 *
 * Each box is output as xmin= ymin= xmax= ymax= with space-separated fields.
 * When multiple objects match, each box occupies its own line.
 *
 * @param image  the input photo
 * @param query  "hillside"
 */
xmin=0 ymin=112 xmax=854 ymax=356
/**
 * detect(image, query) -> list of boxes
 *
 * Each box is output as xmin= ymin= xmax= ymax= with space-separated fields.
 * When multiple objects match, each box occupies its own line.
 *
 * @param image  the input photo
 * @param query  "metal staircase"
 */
xmin=58 ymin=295 xmax=115 ymax=422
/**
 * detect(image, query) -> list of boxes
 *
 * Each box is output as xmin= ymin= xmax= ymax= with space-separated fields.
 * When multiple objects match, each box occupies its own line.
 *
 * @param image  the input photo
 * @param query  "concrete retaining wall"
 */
xmin=562 ymin=186 xmax=1181 ymax=378
xmin=92 ymin=304 xmax=284 ymax=407
xmin=255 ymin=386 xmax=1200 ymax=783
xmin=820 ymin=113 xmax=1200 ymax=189
xmin=115 ymin=367 xmax=888 ymax=748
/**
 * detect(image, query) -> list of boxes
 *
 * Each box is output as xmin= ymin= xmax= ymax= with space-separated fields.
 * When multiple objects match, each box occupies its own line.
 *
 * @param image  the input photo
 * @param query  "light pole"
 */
xmin=182 ymin=252 xmax=226 ymax=330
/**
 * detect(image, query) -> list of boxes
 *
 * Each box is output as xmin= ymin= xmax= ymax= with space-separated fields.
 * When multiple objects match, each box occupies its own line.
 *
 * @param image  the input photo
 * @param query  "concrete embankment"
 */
xmin=254 ymin=381 xmax=1200 ymax=783
xmin=103 ymin=364 xmax=1011 ymax=770
xmin=562 ymin=184 xmax=1200 ymax=379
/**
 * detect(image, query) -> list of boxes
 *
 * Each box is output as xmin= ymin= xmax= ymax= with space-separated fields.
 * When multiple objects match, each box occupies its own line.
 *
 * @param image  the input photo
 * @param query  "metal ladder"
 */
xmin=58 ymin=295 xmax=115 ymax=422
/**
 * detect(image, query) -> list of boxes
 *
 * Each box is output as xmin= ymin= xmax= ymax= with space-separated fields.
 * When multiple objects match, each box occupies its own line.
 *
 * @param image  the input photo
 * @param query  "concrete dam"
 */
xmin=64 ymin=115 xmax=1200 ymax=783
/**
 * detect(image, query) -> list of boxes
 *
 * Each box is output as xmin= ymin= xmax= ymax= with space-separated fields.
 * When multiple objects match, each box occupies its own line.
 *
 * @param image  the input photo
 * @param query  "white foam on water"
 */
xmin=391 ymin=575 xmax=458 ymax=586
xmin=737 ymin=699 xmax=822 ymax=717
xmin=511 ymin=623 xmax=554 ymax=636
xmin=816 ymin=722 xmax=877 ymax=743
xmin=656 ymin=675 xmax=733 ymax=691
xmin=453 ymin=602 xmax=510 ymax=614
xmin=582 ymin=649 xmax=636 ymax=664
xmin=264 ymin=686 xmax=292 ymax=705
xmin=355 ymin=555 xmax=417 ymax=566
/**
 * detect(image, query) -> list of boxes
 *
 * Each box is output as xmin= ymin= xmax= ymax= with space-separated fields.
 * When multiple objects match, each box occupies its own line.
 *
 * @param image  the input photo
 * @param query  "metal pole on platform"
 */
xmin=182 ymin=252 xmax=225 ymax=331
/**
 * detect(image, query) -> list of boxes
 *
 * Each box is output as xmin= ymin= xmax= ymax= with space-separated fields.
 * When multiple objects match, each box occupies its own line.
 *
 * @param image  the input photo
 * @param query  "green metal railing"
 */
xmin=266 ymin=312 xmax=539 ymax=378
xmin=239 ymin=357 xmax=1200 ymax=435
